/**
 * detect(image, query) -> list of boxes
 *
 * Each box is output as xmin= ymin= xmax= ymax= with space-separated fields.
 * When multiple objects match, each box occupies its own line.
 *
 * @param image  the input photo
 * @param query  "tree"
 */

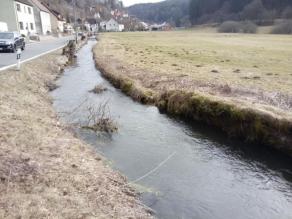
xmin=241 ymin=0 xmax=266 ymax=20
xmin=282 ymin=7 xmax=292 ymax=19
xmin=189 ymin=0 xmax=199 ymax=24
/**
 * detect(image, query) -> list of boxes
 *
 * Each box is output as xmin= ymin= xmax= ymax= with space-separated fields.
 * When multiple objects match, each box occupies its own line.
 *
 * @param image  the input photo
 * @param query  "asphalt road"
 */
xmin=0 ymin=36 xmax=73 ymax=70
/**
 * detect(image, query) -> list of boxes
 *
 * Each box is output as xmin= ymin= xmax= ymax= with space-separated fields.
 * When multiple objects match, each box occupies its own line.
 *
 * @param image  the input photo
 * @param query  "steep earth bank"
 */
xmin=0 ymin=43 xmax=153 ymax=218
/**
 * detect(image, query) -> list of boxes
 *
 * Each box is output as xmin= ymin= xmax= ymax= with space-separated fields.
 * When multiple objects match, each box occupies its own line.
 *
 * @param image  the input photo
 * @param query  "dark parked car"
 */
xmin=0 ymin=32 xmax=25 ymax=53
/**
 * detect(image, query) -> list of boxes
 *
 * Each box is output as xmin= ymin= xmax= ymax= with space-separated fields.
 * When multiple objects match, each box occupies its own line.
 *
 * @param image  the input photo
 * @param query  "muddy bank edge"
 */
xmin=93 ymin=45 xmax=292 ymax=157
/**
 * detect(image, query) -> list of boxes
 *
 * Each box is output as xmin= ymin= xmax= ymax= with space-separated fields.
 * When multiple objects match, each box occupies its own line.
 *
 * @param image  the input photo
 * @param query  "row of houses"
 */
xmin=97 ymin=19 xmax=172 ymax=32
xmin=0 ymin=0 xmax=66 ymax=36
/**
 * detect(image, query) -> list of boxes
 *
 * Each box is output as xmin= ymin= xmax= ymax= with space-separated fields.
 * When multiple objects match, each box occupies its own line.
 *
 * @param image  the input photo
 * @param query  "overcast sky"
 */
xmin=123 ymin=0 xmax=164 ymax=7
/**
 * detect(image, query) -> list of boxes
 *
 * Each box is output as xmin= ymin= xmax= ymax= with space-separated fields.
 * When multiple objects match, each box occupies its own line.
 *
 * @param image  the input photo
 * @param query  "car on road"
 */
xmin=0 ymin=32 xmax=25 ymax=53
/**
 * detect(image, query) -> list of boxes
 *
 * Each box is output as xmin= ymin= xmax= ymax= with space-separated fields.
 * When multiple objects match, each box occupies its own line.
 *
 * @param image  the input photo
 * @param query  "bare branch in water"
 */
xmin=83 ymin=101 xmax=118 ymax=133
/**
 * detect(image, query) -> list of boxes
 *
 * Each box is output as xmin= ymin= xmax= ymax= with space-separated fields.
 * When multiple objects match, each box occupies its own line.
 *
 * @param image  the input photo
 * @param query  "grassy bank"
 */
xmin=0 ymin=45 xmax=152 ymax=218
xmin=93 ymin=31 xmax=292 ymax=156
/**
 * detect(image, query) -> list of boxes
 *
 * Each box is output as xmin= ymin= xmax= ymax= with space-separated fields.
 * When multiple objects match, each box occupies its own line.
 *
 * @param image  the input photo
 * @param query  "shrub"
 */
xmin=218 ymin=21 xmax=258 ymax=33
xmin=83 ymin=102 xmax=117 ymax=133
xmin=218 ymin=21 xmax=241 ymax=33
xmin=90 ymin=84 xmax=107 ymax=94
xmin=241 ymin=21 xmax=258 ymax=33
xmin=271 ymin=20 xmax=292 ymax=34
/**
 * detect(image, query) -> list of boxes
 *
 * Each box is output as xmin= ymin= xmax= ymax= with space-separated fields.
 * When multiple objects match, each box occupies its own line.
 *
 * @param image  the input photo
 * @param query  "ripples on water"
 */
xmin=51 ymin=40 xmax=292 ymax=219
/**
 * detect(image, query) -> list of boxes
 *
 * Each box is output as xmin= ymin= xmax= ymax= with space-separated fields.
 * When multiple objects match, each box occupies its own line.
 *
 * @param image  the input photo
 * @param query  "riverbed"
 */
xmin=51 ymin=40 xmax=292 ymax=219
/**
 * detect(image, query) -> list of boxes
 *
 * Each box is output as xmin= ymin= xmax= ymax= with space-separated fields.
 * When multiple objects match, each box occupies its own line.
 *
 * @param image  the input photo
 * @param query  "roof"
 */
xmin=41 ymin=3 xmax=65 ymax=21
xmin=29 ymin=0 xmax=50 ymax=13
xmin=15 ymin=0 xmax=33 ymax=6
xmin=107 ymin=18 xmax=118 ymax=24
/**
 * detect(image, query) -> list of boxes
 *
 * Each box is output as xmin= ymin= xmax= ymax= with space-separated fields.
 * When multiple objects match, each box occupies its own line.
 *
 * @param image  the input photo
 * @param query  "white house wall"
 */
xmin=15 ymin=1 xmax=36 ymax=35
xmin=57 ymin=21 xmax=65 ymax=32
xmin=118 ymin=24 xmax=124 ymax=32
xmin=40 ymin=11 xmax=51 ymax=34
xmin=0 ymin=0 xmax=19 ymax=32
xmin=106 ymin=19 xmax=119 ymax=32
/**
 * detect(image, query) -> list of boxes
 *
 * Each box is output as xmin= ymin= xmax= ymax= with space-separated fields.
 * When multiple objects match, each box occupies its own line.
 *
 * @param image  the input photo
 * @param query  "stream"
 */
xmin=51 ymin=40 xmax=292 ymax=219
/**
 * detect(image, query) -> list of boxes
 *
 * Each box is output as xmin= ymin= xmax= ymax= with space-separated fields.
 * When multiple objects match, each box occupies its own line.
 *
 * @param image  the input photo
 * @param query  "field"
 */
xmin=96 ymin=31 xmax=292 ymax=115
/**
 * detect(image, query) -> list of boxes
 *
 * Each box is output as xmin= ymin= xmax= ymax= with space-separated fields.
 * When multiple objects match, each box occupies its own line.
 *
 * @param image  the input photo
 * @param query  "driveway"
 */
xmin=0 ymin=36 xmax=73 ymax=71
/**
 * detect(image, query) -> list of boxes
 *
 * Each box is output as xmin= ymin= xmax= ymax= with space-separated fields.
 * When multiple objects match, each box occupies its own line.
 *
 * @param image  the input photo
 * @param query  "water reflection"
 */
xmin=51 ymin=41 xmax=292 ymax=219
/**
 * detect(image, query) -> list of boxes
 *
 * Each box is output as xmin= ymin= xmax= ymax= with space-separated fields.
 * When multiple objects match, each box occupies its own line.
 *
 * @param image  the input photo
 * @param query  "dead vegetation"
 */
xmin=82 ymin=101 xmax=118 ymax=133
xmin=45 ymin=81 xmax=59 ymax=91
xmin=0 ymin=48 xmax=152 ymax=218
xmin=62 ymin=40 xmax=77 ymax=64
xmin=90 ymin=84 xmax=108 ymax=94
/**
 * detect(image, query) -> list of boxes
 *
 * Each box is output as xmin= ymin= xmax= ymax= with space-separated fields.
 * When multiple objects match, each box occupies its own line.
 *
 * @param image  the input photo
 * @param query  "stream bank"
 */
xmin=93 ymin=44 xmax=292 ymax=157
xmin=0 ymin=41 xmax=153 ymax=218
xmin=53 ymin=40 xmax=292 ymax=219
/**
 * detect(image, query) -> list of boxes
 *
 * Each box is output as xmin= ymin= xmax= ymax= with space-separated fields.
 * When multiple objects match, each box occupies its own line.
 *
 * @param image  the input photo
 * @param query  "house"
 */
xmin=101 ymin=19 xmax=123 ymax=32
xmin=140 ymin=22 xmax=149 ymax=31
xmin=0 ymin=0 xmax=19 ymax=32
xmin=150 ymin=22 xmax=172 ymax=31
xmin=100 ymin=21 xmax=107 ymax=31
xmin=41 ymin=3 xmax=65 ymax=34
xmin=29 ymin=0 xmax=51 ymax=35
xmin=118 ymin=24 xmax=124 ymax=32
xmin=14 ymin=0 xmax=37 ymax=35
xmin=50 ymin=10 xmax=66 ymax=33
xmin=106 ymin=19 xmax=119 ymax=32
xmin=64 ymin=23 xmax=73 ymax=34
xmin=0 ymin=22 xmax=9 ymax=32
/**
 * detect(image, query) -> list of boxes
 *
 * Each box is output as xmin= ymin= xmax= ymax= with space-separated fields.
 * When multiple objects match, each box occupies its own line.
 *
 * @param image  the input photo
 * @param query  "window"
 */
xmin=16 ymin=3 xmax=21 ymax=12
xmin=30 ymin=23 xmax=34 ymax=30
xmin=24 ymin=6 xmax=26 ymax=13
xmin=28 ymin=7 xmax=31 ymax=14
xmin=0 ymin=33 xmax=14 ymax=39
xmin=19 ymin=22 xmax=24 ymax=30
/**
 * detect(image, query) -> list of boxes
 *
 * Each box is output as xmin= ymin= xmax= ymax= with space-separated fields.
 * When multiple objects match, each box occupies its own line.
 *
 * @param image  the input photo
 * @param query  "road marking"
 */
xmin=0 ymin=43 xmax=68 ymax=72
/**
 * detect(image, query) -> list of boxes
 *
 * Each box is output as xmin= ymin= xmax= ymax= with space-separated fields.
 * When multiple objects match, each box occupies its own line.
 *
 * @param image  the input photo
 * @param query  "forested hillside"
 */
xmin=190 ymin=0 xmax=292 ymax=24
xmin=128 ymin=0 xmax=292 ymax=26
xmin=42 ymin=0 xmax=122 ymax=22
xmin=127 ymin=0 xmax=190 ymax=27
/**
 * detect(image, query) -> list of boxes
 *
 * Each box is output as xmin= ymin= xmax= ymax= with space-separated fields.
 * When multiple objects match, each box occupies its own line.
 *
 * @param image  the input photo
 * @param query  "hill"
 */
xmin=128 ymin=0 xmax=292 ymax=26
xmin=41 ymin=0 xmax=122 ymax=22
xmin=189 ymin=0 xmax=292 ymax=24
xmin=127 ymin=0 xmax=190 ymax=27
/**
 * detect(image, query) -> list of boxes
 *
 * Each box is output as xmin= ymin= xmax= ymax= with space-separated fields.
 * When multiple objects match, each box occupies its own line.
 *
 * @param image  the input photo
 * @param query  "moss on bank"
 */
xmin=93 ymin=47 xmax=292 ymax=156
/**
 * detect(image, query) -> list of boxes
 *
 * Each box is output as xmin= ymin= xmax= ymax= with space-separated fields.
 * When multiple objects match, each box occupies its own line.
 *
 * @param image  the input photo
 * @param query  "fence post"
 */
xmin=16 ymin=48 xmax=21 ymax=71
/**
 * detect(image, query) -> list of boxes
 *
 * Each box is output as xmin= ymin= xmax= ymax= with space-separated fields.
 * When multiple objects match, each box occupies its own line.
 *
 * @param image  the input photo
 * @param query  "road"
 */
xmin=0 ymin=36 xmax=73 ymax=71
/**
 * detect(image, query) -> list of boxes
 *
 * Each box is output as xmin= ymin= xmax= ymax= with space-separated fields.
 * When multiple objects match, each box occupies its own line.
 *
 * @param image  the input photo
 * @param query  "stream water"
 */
xmin=51 ymin=40 xmax=292 ymax=219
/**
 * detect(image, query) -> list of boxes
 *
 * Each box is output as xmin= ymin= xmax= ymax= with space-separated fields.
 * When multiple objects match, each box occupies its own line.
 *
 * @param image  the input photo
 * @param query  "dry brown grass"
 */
xmin=94 ymin=31 xmax=292 ymax=119
xmin=0 ymin=49 xmax=152 ymax=218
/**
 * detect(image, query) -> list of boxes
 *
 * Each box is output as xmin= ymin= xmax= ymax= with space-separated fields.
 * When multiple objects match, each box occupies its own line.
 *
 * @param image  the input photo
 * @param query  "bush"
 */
xmin=241 ymin=21 xmax=258 ymax=33
xmin=218 ymin=21 xmax=241 ymax=33
xmin=271 ymin=20 xmax=292 ymax=34
xmin=90 ymin=84 xmax=107 ymax=94
xmin=218 ymin=21 xmax=258 ymax=33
